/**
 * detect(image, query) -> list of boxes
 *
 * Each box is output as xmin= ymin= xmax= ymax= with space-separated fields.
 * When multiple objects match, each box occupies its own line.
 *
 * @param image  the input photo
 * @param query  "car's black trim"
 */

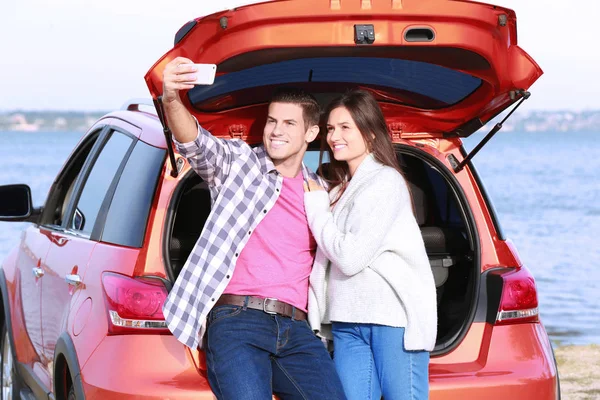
xmin=54 ymin=332 xmax=86 ymax=400
xmin=16 ymin=363 xmax=50 ymax=400
xmin=395 ymin=145 xmax=481 ymax=356
xmin=473 ymin=267 xmax=511 ymax=324
xmin=174 ymin=20 xmax=197 ymax=46
xmin=162 ymin=169 xmax=199 ymax=284
xmin=459 ymin=146 xmax=507 ymax=241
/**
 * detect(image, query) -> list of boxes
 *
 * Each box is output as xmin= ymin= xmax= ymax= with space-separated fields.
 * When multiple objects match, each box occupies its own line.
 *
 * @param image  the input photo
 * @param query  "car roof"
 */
xmin=101 ymin=110 xmax=167 ymax=149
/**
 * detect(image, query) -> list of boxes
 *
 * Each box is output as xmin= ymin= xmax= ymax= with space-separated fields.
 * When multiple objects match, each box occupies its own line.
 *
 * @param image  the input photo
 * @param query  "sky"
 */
xmin=1 ymin=0 xmax=597 ymax=111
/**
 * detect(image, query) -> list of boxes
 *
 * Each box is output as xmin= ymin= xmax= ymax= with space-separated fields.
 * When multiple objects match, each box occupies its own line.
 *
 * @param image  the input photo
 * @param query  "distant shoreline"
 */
xmin=0 ymin=111 xmax=107 ymax=133
xmin=2 ymin=110 xmax=600 ymax=133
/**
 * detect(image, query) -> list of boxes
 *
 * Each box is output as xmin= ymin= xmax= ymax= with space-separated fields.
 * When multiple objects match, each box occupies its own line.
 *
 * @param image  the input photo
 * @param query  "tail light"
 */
xmin=102 ymin=272 xmax=170 ymax=334
xmin=496 ymin=267 xmax=539 ymax=325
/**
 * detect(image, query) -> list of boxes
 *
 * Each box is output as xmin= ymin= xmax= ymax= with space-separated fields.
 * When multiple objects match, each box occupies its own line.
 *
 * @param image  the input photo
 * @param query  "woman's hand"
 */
xmin=304 ymin=179 xmax=325 ymax=192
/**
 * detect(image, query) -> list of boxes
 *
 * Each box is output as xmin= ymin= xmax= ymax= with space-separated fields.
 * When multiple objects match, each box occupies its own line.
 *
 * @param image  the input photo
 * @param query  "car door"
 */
xmin=11 ymin=126 xmax=105 ymax=394
xmin=40 ymin=127 xmax=136 ymax=383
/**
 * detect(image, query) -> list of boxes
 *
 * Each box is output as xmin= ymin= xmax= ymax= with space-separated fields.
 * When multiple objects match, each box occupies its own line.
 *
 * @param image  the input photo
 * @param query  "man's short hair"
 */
xmin=269 ymin=87 xmax=321 ymax=130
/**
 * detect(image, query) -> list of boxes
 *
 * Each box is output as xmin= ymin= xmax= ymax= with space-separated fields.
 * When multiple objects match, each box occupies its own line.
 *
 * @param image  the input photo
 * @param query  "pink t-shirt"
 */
xmin=224 ymin=173 xmax=316 ymax=312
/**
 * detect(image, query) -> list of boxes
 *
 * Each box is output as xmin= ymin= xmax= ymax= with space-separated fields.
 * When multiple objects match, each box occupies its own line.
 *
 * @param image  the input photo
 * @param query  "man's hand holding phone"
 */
xmin=162 ymin=57 xmax=217 ymax=104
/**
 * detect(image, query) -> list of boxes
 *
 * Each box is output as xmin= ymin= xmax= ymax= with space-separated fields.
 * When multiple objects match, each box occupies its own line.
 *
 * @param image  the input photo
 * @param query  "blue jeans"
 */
xmin=205 ymin=304 xmax=346 ymax=400
xmin=332 ymin=322 xmax=430 ymax=400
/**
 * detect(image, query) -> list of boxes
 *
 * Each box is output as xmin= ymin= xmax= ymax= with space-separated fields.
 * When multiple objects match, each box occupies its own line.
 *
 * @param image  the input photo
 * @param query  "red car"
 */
xmin=0 ymin=0 xmax=558 ymax=399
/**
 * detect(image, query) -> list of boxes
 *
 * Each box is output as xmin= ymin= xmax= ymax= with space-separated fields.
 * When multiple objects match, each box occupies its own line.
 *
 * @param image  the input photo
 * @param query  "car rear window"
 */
xmin=188 ymin=57 xmax=481 ymax=110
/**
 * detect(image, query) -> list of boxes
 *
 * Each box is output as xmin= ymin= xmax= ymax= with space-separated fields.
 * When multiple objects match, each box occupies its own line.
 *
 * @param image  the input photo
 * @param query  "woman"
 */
xmin=304 ymin=90 xmax=437 ymax=400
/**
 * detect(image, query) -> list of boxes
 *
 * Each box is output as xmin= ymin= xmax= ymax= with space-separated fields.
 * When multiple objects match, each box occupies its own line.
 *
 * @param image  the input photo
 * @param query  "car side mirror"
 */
xmin=0 ymin=184 xmax=40 ymax=223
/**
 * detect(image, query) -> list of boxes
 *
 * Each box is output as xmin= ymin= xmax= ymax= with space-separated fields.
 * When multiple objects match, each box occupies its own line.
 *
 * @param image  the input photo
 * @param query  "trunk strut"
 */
xmin=153 ymin=96 xmax=179 ymax=178
xmin=452 ymin=90 xmax=531 ymax=172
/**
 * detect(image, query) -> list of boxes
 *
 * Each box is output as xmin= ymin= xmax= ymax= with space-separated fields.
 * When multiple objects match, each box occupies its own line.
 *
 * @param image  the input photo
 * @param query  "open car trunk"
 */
xmin=145 ymin=0 xmax=542 ymax=140
xmin=148 ymin=0 xmax=541 ymax=353
xmin=164 ymin=146 xmax=477 ymax=352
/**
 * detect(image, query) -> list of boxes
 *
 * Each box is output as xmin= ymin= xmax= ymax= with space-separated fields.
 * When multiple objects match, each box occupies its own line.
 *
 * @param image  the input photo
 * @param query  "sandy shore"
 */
xmin=555 ymin=344 xmax=600 ymax=399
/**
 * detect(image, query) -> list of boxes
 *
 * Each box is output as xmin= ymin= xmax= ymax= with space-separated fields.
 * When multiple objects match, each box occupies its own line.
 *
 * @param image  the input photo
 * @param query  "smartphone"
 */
xmin=189 ymin=63 xmax=217 ymax=85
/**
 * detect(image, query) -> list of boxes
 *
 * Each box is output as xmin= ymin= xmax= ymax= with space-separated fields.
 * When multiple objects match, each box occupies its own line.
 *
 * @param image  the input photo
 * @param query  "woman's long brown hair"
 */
xmin=318 ymin=89 xmax=409 ymax=206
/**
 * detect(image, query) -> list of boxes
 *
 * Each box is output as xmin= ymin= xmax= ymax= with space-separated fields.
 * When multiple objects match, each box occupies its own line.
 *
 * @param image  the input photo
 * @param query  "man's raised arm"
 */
xmin=161 ymin=57 xmax=248 ymax=188
xmin=162 ymin=57 xmax=201 ymax=143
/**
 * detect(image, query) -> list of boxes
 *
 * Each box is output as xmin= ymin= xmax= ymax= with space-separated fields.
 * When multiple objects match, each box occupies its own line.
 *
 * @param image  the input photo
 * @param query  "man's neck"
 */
xmin=273 ymin=157 xmax=303 ymax=178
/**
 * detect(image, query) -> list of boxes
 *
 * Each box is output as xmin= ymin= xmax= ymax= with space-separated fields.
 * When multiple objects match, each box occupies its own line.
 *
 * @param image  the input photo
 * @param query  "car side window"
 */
xmin=100 ymin=140 xmax=166 ymax=247
xmin=68 ymin=131 xmax=133 ymax=235
xmin=40 ymin=130 xmax=101 ymax=228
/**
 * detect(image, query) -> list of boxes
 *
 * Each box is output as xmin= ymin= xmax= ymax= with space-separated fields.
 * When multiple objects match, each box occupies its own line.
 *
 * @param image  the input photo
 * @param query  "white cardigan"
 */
xmin=305 ymin=154 xmax=438 ymax=351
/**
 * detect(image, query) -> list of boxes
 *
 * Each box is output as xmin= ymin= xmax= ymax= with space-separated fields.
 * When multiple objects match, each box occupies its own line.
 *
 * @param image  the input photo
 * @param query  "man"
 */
xmin=161 ymin=57 xmax=346 ymax=400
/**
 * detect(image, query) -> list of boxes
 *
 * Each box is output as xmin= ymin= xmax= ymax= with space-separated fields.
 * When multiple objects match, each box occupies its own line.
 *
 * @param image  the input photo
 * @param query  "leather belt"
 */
xmin=215 ymin=294 xmax=307 ymax=321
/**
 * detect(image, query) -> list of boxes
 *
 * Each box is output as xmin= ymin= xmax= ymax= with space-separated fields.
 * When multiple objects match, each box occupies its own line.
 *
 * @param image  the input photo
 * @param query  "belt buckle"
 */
xmin=263 ymin=297 xmax=278 ymax=314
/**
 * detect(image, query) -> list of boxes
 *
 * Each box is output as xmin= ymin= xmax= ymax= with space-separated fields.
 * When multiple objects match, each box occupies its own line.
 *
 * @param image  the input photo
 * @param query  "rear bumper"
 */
xmin=80 ymin=335 xmax=214 ymax=399
xmin=80 ymin=323 xmax=558 ymax=399
xmin=430 ymin=322 xmax=559 ymax=399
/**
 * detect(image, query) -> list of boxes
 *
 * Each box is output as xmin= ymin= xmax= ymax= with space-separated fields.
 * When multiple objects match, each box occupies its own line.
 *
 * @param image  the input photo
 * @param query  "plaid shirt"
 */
xmin=163 ymin=125 xmax=321 ymax=349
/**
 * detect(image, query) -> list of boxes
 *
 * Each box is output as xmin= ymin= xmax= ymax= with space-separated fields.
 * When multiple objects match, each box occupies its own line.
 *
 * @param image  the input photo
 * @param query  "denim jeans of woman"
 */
xmin=332 ymin=322 xmax=429 ymax=400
